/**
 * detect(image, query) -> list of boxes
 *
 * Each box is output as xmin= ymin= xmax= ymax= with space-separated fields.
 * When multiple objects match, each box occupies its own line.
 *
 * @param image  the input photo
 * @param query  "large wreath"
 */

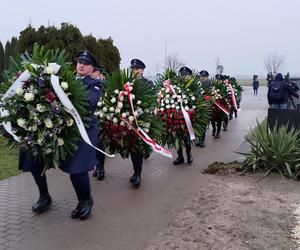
xmin=0 ymin=44 xmax=89 ymax=168
xmin=96 ymin=70 xmax=163 ymax=158
xmin=155 ymin=70 xmax=211 ymax=150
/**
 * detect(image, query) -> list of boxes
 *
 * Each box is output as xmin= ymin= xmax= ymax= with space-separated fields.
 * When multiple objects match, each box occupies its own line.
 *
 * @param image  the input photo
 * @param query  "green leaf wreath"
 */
xmin=0 ymin=44 xmax=89 ymax=169
xmin=155 ymin=70 xmax=211 ymax=150
xmin=96 ymin=69 xmax=163 ymax=158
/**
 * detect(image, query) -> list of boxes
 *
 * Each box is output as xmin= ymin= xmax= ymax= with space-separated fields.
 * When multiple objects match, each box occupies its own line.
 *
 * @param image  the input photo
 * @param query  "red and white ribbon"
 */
xmin=224 ymin=80 xmax=238 ymax=111
xmin=119 ymin=82 xmax=172 ymax=158
xmin=212 ymin=101 xmax=230 ymax=116
xmin=162 ymin=80 xmax=195 ymax=140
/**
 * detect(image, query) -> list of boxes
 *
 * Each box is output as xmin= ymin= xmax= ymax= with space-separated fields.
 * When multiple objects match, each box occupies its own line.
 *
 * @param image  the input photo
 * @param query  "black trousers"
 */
xmin=211 ymin=119 xmax=222 ymax=135
xmin=131 ymin=152 xmax=143 ymax=174
xmin=177 ymin=143 xmax=192 ymax=156
xmin=31 ymin=168 xmax=90 ymax=201
xmin=96 ymin=150 xmax=105 ymax=168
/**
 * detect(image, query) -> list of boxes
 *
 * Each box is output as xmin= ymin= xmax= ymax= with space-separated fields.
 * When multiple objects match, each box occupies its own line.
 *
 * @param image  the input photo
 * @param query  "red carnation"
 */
xmin=111 ymin=124 xmax=118 ymax=132
xmin=171 ymin=108 xmax=176 ymax=113
xmin=45 ymin=90 xmax=56 ymax=103
xmin=168 ymin=119 xmax=173 ymax=124
xmin=204 ymin=95 xmax=211 ymax=101
xmin=179 ymin=120 xmax=184 ymax=124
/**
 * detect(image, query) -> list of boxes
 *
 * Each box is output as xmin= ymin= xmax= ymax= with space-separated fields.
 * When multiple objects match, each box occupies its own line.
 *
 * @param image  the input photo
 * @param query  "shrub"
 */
xmin=238 ymin=120 xmax=300 ymax=179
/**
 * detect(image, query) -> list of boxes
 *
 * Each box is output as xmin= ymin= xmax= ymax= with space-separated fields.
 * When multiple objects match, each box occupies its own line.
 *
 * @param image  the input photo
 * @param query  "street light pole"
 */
xmin=164 ymin=40 xmax=171 ymax=60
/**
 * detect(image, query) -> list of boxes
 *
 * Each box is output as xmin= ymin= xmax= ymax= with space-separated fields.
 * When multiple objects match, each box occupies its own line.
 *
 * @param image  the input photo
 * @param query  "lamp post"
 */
xmin=164 ymin=40 xmax=172 ymax=60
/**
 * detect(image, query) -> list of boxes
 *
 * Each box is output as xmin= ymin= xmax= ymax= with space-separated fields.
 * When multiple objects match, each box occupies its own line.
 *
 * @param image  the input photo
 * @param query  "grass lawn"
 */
xmin=0 ymin=138 xmax=19 ymax=180
xmin=237 ymin=79 xmax=268 ymax=86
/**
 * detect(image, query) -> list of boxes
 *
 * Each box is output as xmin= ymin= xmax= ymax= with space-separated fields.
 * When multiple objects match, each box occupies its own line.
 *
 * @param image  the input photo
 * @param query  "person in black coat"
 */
xmin=19 ymin=50 xmax=102 ymax=220
xmin=252 ymin=75 xmax=259 ymax=95
xmin=267 ymin=73 xmax=299 ymax=109
xmin=94 ymin=58 xmax=153 ymax=188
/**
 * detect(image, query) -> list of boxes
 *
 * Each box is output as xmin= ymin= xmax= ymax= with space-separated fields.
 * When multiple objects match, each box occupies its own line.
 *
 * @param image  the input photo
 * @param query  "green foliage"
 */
xmin=156 ymin=69 xmax=211 ymax=150
xmin=10 ymin=23 xmax=120 ymax=74
xmin=238 ymin=120 xmax=300 ymax=179
xmin=0 ymin=138 xmax=19 ymax=180
xmin=97 ymin=69 xmax=162 ymax=158
xmin=0 ymin=44 xmax=89 ymax=169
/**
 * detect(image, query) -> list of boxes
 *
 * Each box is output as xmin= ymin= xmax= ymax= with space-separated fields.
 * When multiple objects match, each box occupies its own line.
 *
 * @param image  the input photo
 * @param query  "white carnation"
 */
xmin=24 ymin=92 xmax=34 ymax=102
xmin=44 ymin=119 xmax=53 ymax=128
xmin=117 ymin=102 xmax=123 ymax=108
xmin=170 ymin=99 xmax=174 ymax=104
xmin=121 ymin=113 xmax=127 ymax=118
xmin=58 ymin=138 xmax=64 ymax=146
xmin=111 ymin=97 xmax=116 ymax=103
xmin=137 ymin=100 xmax=142 ymax=105
xmin=166 ymin=105 xmax=171 ymax=109
xmin=109 ymin=107 xmax=115 ymax=112
xmin=176 ymin=106 xmax=180 ymax=110
xmin=128 ymin=116 xmax=135 ymax=122
xmin=115 ymin=108 xmax=121 ymax=113
xmin=16 ymin=88 xmax=24 ymax=96
xmin=191 ymin=96 xmax=195 ymax=101
xmin=114 ymin=89 xmax=120 ymax=94
xmin=36 ymin=104 xmax=46 ymax=112
xmin=119 ymin=96 xmax=124 ymax=101
xmin=185 ymin=106 xmax=190 ymax=111
xmin=120 ymin=121 xmax=125 ymax=126
xmin=113 ymin=117 xmax=118 ymax=124
xmin=131 ymin=94 xmax=135 ymax=100
xmin=102 ymin=107 xmax=108 ymax=112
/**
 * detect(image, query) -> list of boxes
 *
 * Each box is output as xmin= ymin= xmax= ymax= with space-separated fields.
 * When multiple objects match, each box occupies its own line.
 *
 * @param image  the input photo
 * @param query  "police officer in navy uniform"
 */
xmin=196 ymin=70 xmax=212 ymax=147
xmin=19 ymin=50 xmax=102 ymax=220
xmin=173 ymin=66 xmax=193 ymax=165
xmin=129 ymin=59 xmax=154 ymax=187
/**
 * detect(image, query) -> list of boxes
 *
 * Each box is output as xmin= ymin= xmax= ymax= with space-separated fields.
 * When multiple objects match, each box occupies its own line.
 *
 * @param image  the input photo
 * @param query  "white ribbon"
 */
xmin=50 ymin=75 xmax=114 ymax=157
xmin=162 ymin=80 xmax=195 ymax=140
xmin=0 ymin=70 xmax=32 ymax=141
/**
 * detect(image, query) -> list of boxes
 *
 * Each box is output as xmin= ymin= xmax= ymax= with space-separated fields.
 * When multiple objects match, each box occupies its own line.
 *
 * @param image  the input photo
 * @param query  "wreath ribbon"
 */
xmin=162 ymin=80 xmax=195 ymax=140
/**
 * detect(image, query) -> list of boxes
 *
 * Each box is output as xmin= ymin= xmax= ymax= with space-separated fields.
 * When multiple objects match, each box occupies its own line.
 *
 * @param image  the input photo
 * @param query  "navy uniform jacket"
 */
xmin=19 ymin=76 xmax=102 ymax=174
xmin=141 ymin=77 xmax=154 ymax=88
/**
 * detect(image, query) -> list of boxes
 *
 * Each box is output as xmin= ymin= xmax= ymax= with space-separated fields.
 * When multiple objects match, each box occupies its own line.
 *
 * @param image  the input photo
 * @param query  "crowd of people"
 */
xmin=10 ymin=50 xmax=242 ymax=220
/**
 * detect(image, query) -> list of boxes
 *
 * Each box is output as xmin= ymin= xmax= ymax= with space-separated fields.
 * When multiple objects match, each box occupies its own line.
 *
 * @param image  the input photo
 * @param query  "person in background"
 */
xmin=252 ymin=75 xmax=259 ymax=95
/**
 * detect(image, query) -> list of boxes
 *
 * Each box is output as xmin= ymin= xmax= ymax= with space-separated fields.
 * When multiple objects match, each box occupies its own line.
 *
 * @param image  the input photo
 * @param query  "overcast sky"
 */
xmin=1 ymin=0 xmax=300 ymax=78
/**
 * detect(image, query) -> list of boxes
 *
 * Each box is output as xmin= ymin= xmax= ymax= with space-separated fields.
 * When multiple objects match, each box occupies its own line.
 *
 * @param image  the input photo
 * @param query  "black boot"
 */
xmin=95 ymin=165 xmax=105 ymax=181
xmin=186 ymin=145 xmax=193 ymax=164
xmin=173 ymin=147 xmax=184 ymax=165
xmin=32 ymin=194 xmax=52 ymax=213
xmin=79 ymin=196 xmax=93 ymax=220
xmin=71 ymin=201 xmax=83 ymax=219
xmin=130 ymin=173 xmax=141 ymax=188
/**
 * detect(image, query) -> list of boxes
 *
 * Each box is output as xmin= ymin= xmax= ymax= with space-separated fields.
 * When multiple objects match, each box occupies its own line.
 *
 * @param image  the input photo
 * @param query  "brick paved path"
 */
xmin=0 ymin=86 xmax=268 ymax=250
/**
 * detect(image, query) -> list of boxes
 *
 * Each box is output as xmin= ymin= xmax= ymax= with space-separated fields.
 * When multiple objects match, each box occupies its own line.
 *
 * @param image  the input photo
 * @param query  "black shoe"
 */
xmin=215 ymin=133 xmax=220 ymax=138
xmin=32 ymin=194 xmax=52 ymax=214
xmin=223 ymin=127 xmax=227 ymax=131
xmin=79 ymin=198 xmax=93 ymax=220
xmin=187 ymin=154 xmax=193 ymax=164
xmin=96 ymin=166 xmax=105 ymax=181
xmin=198 ymin=141 xmax=205 ymax=148
xmin=144 ymin=152 xmax=151 ymax=160
xmin=71 ymin=201 xmax=83 ymax=219
xmin=130 ymin=173 xmax=141 ymax=188
xmin=229 ymin=115 xmax=233 ymax=120
xmin=173 ymin=155 xmax=184 ymax=165
xmin=235 ymin=112 xmax=237 ymax=118
xmin=212 ymin=131 xmax=216 ymax=136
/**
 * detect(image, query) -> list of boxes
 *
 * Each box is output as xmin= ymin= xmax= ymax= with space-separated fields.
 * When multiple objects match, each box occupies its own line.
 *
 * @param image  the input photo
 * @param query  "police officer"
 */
xmin=19 ymin=50 xmax=102 ymax=220
xmin=196 ymin=70 xmax=211 ymax=148
xmin=173 ymin=66 xmax=193 ymax=165
xmin=96 ymin=59 xmax=153 ymax=188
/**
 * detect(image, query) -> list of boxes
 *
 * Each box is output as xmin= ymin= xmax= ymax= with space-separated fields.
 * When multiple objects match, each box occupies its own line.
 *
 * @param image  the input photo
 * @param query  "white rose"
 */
xmin=106 ymin=115 xmax=111 ymax=120
xmin=58 ymin=138 xmax=64 ymax=146
xmin=165 ymin=99 xmax=170 ymax=104
xmin=121 ymin=113 xmax=127 ymax=118
xmin=103 ymin=107 xmax=108 ymax=112
xmin=114 ymin=89 xmax=120 ymax=94
xmin=185 ymin=106 xmax=190 ymax=111
xmin=45 ymin=63 xmax=60 ymax=74
xmin=137 ymin=100 xmax=142 ymax=105
xmin=17 ymin=118 xmax=26 ymax=128
xmin=61 ymin=82 xmax=68 ymax=90
xmin=67 ymin=119 xmax=74 ymax=127
xmin=176 ymin=106 xmax=180 ymax=110
xmin=161 ymin=103 xmax=165 ymax=107
xmin=160 ymin=107 xmax=164 ymax=111
xmin=24 ymin=92 xmax=34 ymax=102
xmin=113 ymin=117 xmax=118 ymax=124
xmin=99 ymin=112 xmax=104 ymax=118
xmin=117 ymin=102 xmax=123 ymax=108
xmin=111 ymin=97 xmax=116 ymax=103
xmin=36 ymin=104 xmax=46 ymax=112
xmin=16 ymin=88 xmax=24 ymax=96
xmin=192 ymin=105 xmax=196 ymax=109
xmin=120 ymin=121 xmax=125 ymax=126
xmin=97 ymin=101 xmax=103 ymax=107
xmin=115 ymin=108 xmax=121 ymax=113
xmin=184 ymin=100 xmax=188 ymax=104
xmin=170 ymin=99 xmax=174 ymax=104
xmin=131 ymin=94 xmax=135 ymax=100
xmin=44 ymin=119 xmax=53 ymax=128
xmin=191 ymin=96 xmax=195 ymax=101
xmin=119 ymin=96 xmax=124 ymax=101
xmin=128 ymin=116 xmax=135 ymax=122
xmin=171 ymin=104 xmax=175 ymax=108
xmin=166 ymin=94 xmax=170 ymax=98
xmin=182 ymin=95 xmax=187 ymax=99
xmin=109 ymin=107 xmax=115 ymax=112
xmin=166 ymin=105 xmax=170 ymax=109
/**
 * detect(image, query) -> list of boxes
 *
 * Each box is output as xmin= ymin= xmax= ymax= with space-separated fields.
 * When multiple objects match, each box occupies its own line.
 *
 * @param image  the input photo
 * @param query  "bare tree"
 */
xmin=264 ymin=51 xmax=285 ymax=75
xmin=215 ymin=58 xmax=224 ymax=75
xmin=164 ymin=53 xmax=185 ymax=71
